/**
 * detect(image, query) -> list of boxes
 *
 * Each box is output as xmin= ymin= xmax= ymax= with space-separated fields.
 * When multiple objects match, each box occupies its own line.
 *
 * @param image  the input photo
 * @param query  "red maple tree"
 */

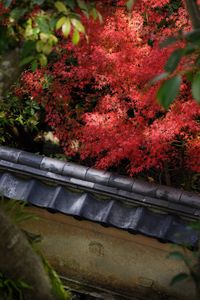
xmin=18 ymin=0 xmax=200 ymax=184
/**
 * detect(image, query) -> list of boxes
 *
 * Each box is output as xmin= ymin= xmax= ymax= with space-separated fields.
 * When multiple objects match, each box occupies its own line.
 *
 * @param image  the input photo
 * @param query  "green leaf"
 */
xmin=192 ymin=72 xmax=200 ymax=103
xmin=42 ymin=44 xmax=52 ymax=55
xmin=64 ymin=0 xmax=75 ymax=9
xmin=165 ymin=49 xmax=183 ymax=73
xmin=56 ymin=16 xmax=68 ymax=30
xmin=31 ymin=60 xmax=38 ymax=71
xmin=71 ymin=18 xmax=85 ymax=33
xmin=186 ymin=29 xmax=200 ymax=44
xmin=36 ymin=40 xmax=44 ymax=52
xmin=72 ymin=29 xmax=80 ymax=45
xmin=10 ymin=8 xmax=28 ymax=21
xmin=32 ymin=0 xmax=45 ymax=4
xmin=157 ymin=75 xmax=181 ymax=109
xmin=36 ymin=16 xmax=50 ymax=34
xmin=126 ymin=0 xmax=135 ymax=10
xmin=55 ymin=1 xmax=67 ymax=12
xmin=39 ymin=54 xmax=47 ymax=67
xmin=77 ymin=0 xmax=88 ymax=11
xmin=160 ymin=36 xmax=177 ymax=48
xmin=170 ymin=273 xmax=189 ymax=286
xmin=150 ymin=72 xmax=169 ymax=85
xmin=3 ymin=0 xmax=12 ymax=8
xmin=19 ymin=56 xmax=34 ymax=67
xmin=62 ymin=18 xmax=71 ymax=37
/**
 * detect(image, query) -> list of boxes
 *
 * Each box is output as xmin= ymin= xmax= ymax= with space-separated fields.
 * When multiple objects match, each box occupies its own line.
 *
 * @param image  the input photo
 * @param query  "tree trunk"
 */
xmin=0 ymin=207 xmax=56 ymax=300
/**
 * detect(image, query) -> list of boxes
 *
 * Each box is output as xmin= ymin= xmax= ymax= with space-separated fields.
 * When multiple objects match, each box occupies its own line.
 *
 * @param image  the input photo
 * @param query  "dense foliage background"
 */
xmin=0 ymin=0 xmax=200 ymax=190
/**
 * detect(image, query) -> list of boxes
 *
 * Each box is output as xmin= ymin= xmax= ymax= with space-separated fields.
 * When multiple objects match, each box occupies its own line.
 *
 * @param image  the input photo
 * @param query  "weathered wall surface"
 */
xmin=22 ymin=207 xmax=195 ymax=300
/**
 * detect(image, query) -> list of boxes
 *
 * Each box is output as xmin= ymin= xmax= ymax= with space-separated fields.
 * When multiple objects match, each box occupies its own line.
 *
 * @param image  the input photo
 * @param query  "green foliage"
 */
xmin=41 ymin=255 xmax=72 ymax=300
xmin=0 ymin=198 xmax=37 ymax=225
xmin=0 ymin=272 xmax=32 ymax=300
xmin=0 ymin=0 xmax=102 ymax=69
xmin=0 ymin=93 xmax=43 ymax=146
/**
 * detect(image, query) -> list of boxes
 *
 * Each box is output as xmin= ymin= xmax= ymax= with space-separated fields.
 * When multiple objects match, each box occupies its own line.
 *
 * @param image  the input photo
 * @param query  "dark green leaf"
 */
xmin=185 ymin=29 xmax=200 ymax=44
xmin=3 ymin=0 xmax=12 ymax=8
xmin=192 ymin=72 xmax=200 ymax=103
xmin=19 ymin=56 xmax=35 ymax=67
xmin=36 ymin=16 xmax=50 ymax=34
xmin=167 ymin=251 xmax=185 ymax=261
xmin=64 ymin=0 xmax=75 ymax=9
xmin=165 ymin=49 xmax=183 ymax=73
xmin=150 ymin=72 xmax=169 ymax=85
xmin=183 ymin=44 xmax=197 ymax=55
xmin=32 ymin=0 xmax=45 ymax=4
xmin=77 ymin=0 xmax=88 ymax=11
xmin=157 ymin=75 xmax=181 ymax=109
xmin=21 ymin=41 xmax=36 ymax=59
xmin=160 ymin=36 xmax=177 ymax=48
xmin=170 ymin=273 xmax=189 ymax=286
xmin=31 ymin=60 xmax=38 ymax=71
xmin=126 ymin=0 xmax=135 ymax=10
xmin=10 ymin=8 xmax=28 ymax=21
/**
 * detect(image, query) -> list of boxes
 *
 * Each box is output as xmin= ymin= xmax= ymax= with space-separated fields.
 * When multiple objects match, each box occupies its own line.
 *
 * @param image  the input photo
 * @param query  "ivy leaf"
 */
xmin=72 ymin=29 xmax=80 ymax=45
xmin=192 ymin=72 xmax=200 ymax=103
xmin=170 ymin=273 xmax=189 ymax=286
xmin=71 ymin=18 xmax=85 ymax=33
xmin=62 ymin=18 xmax=71 ymax=37
xmin=55 ymin=1 xmax=67 ymax=12
xmin=157 ymin=75 xmax=181 ymax=109
xmin=165 ymin=49 xmax=183 ymax=73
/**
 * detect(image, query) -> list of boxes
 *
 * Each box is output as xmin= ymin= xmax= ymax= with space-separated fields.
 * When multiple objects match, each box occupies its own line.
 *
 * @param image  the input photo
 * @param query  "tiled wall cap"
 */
xmin=156 ymin=185 xmax=182 ymax=202
xmin=0 ymin=146 xmax=22 ymax=163
xmin=132 ymin=180 xmax=158 ymax=197
xmin=108 ymin=174 xmax=134 ymax=191
xmin=18 ymin=151 xmax=43 ymax=169
xmin=63 ymin=162 xmax=89 ymax=180
xmin=40 ymin=157 xmax=66 ymax=174
xmin=180 ymin=191 xmax=200 ymax=209
xmin=85 ymin=168 xmax=111 ymax=185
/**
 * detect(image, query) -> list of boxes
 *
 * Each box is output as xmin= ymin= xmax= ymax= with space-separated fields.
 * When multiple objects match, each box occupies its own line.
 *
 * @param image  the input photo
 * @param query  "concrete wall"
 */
xmin=22 ymin=207 xmax=196 ymax=300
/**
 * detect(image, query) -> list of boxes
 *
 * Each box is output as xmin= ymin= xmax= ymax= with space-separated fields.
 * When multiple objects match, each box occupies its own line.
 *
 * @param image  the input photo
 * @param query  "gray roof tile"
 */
xmin=0 ymin=146 xmax=199 ymax=248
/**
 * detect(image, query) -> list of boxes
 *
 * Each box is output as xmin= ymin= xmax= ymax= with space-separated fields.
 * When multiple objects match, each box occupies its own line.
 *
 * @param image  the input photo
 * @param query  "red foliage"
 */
xmin=19 ymin=0 xmax=200 ymax=177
